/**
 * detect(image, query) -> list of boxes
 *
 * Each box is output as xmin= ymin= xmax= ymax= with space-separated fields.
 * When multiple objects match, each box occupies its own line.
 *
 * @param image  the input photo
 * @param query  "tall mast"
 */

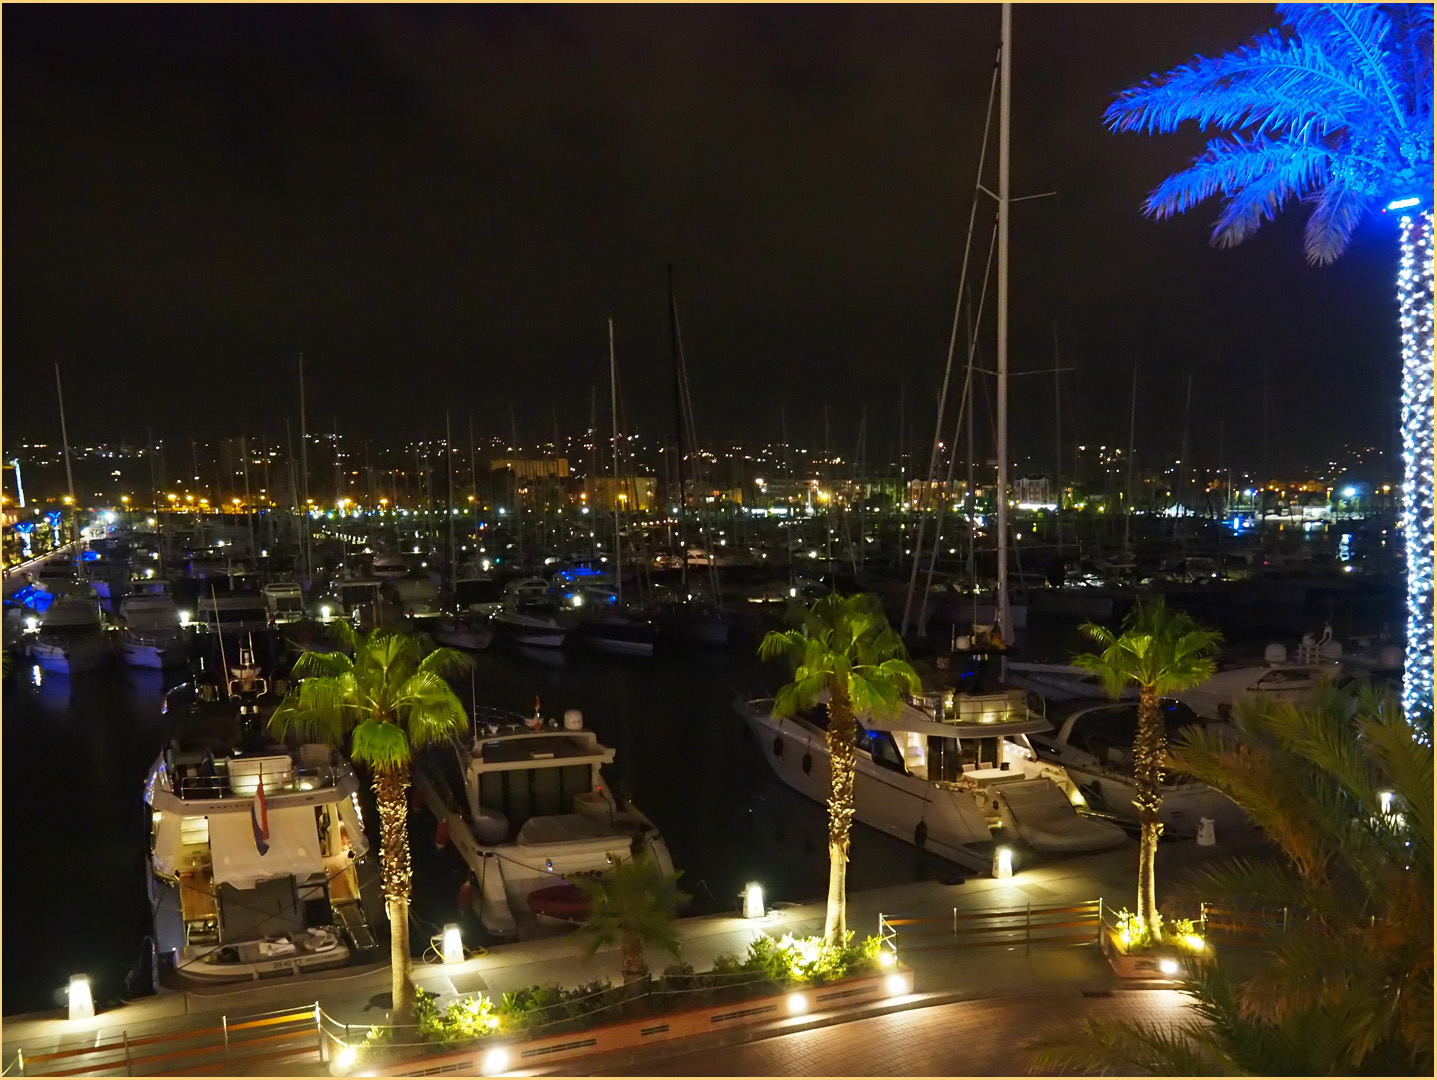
xmin=298 ymin=354 xmax=311 ymax=583
xmin=446 ymin=410 xmax=456 ymax=585
xmin=1054 ymin=321 xmax=1062 ymax=557
xmin=668 ymin=262 xmax=688 ymax=593
xmin=508 ymin=404 xmax=523 ymax=570
xmin=54 ymin=363 xmax=77 ymax=544
xmin=469 ymin=414 xmax=478 ymax=564
xmin=609 ymin=318 xmax=623 ymax=607
xmin=1124 ymin=365 xmax=1137 ymax=555
xmin=242 ymin=436 xmax=255 ymax=559
xmin=995 ymin=1 xmax=1013 ymax=642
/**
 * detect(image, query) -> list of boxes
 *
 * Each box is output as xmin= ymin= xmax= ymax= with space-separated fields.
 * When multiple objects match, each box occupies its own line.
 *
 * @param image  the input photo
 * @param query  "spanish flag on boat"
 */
xmin=251 ymin=771 xmax=270 ymax=855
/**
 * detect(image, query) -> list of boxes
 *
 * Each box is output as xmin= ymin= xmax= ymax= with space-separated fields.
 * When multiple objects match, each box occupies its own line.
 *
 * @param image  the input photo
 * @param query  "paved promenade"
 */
xmin=1 ymin=822 xmax=1271 ymax=1075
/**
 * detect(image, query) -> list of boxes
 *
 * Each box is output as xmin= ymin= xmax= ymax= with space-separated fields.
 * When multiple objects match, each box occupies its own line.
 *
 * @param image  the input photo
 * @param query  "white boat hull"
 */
xmin=739 ymin=702 xmax=993 ymax=869
xmin=32 ymin=635 xmax=109 ymax=675
xmin=431 ymin=624 xmax=495 ymax=651
xmin=121 ymin=639 xmax=188 ymax=669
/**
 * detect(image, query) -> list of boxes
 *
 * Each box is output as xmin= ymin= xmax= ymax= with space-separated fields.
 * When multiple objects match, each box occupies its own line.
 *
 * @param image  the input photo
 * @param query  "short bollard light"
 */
xmin=743 ymin=881 xmax=765 ymax=919
xmin=442 ymin=923 xmax=464 ymax=965
xmin=885 ymin=973 xmax=907 ymax=997
xmin=333 ymin=1044 xmax=357 ymax=1073
xmin=67 ymin=974 xmax=94 ymax=1021
xmin=878 ymin=949 xmax=897 ymax=968
xmin=993 ymin=846 xmax=1013 ymax=879
xmin=1159 ymin=958 xmax=1180 ymax=976
xmin=787 ymin=992 xmax=808 ymax=1015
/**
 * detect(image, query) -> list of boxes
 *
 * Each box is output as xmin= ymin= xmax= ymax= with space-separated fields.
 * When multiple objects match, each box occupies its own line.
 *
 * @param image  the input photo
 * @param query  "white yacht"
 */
xmin=736 ymin=688 xmax=1126 ymax=871
xmin=145 ymin=678 xmax=383 ymax=983
xmin=491 ymin=580 xmax=572 ymax=649
xmin=390 ymin=576 xmax=442 ymax=619
xmin=1176 ymin=629 xmax=1351 ymax=720
xmin=1027 ymin=698 xmax=1246 ymax=837
xmin=430 ymin=613 xmax=495 ymax=651
xmin=118 ymin=591 xmax=189 ymax=669
xmin=370 ymin=553 xmax=409 ymax=579
xmin=30 ymin=596 xmax=110 ymax=675
xmin=261 ymin=581 xmax=306 ymax=624
xmin=323 ymin=573 xmax=386 ymax=626
xmin=415 ymin=707 xmax=672 ymax=940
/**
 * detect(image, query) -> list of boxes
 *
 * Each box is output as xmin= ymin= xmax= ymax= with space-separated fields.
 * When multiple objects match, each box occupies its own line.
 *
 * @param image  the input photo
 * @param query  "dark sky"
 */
xmin=3 ymin=4 xmax=1402 ymax=473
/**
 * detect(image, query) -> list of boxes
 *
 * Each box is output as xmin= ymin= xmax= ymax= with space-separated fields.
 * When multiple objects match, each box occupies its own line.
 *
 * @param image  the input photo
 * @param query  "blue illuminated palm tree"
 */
xmin=1105 ymin=4 xmax=1434 ymax=722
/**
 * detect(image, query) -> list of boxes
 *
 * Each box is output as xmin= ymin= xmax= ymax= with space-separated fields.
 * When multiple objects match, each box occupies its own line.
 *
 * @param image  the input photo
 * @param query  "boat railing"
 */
xmin=470 ymin=704 xmax=533 ymax=738
xmin=167 ymin=763 xmax=344 ymax=800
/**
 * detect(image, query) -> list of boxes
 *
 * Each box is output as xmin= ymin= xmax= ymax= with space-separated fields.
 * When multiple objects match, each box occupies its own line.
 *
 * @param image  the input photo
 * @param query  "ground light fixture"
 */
xmin=885 ymin=973 xmax=907 ymax=997
xmin=742 ymin=881 xmax=765 ymax=919
xmin=67 ymin=974 xmax=94 ymax=1021
xmin=442 ymin=924 xmax=464 ymax=965
xmin=993 ymin=846 xmax=1014 ymax=879
xmin=333 ymin=1045 xmax=357 ymax=1072
xmin=787 ymin=992 xmax=808 ymax=1015
xmin=482 ymin=1046 xmax=509 ymax=1074
xmin=1159 ymin=958 xmax=1180 ymax=976
xmin=878 ymin=949 xmax=897 ymax=968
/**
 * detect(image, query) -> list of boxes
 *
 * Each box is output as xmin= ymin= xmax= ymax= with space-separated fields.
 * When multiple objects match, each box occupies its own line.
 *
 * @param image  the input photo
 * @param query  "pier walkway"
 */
xmin=1 ymin=823 xmax=1273 ymax=1075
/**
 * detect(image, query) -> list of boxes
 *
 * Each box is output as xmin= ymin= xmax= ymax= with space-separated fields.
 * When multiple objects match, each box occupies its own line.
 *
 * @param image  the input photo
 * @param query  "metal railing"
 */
xmin=164 ymin=765 xmax=342 ymax=800
xmin=6 ymin=1004 xmax=322 ymax=1077
xmin=879 ymin=898 xmax=1104 ymax=956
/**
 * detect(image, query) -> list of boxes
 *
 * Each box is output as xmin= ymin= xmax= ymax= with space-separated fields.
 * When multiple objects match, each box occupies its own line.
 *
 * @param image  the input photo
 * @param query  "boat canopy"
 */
xmin=862 ymin=710 xmax=1052 ymax=740
xmin=209 ymin=806 xmax=323 ymax=889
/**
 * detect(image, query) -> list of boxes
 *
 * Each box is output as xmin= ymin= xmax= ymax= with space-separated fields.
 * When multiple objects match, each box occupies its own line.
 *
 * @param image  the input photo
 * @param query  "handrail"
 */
xmin=165 ymin=764 xmax=343 ymax=800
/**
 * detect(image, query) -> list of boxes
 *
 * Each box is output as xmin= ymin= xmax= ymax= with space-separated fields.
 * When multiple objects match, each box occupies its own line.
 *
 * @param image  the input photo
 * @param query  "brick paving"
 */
xmin=596 ymin=989 xmax=1196 ymax=1076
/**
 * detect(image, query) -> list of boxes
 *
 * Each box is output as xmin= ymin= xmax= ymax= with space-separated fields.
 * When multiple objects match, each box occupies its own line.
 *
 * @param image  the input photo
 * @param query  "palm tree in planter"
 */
xmin=1027 ymin=683 xmax=1432 ymax=1074
xmin=1104 ymin=3 xmax=1434 ymax=722
xmin=759 ymin=593 xmax=921 ymax=949
xmin=268 ymin=623 xmax=473 ymax=1025
xmin=575 ymin=853 xmax=688 ymax=987
xmin=1072 ymin=598 xmax=1221 ymax=939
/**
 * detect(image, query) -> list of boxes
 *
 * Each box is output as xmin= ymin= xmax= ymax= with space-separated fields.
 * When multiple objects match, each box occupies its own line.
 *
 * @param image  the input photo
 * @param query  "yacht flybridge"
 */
xmin=415 ymin=706 xmax=672 ymax=940
xmin=145 ymin=666 xmax=382 ymax=984
xmin=737 ymin=687 xmax=1126 ymax=871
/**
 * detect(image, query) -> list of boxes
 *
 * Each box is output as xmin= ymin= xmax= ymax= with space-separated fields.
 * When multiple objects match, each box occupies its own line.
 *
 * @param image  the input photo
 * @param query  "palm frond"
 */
xmin=1025 ymin=1015 xmax=1223 ymax=1076
xmin=417 ymin=644 xmax=476 ymax=682
xmin=395 ymin=669 xmax=470 ymax=749
xmin=1144 ymin=131 xmax=1329 ymax=223
xmin=291 ymin=649 xmax=354 ymax=679
xmin=351 ymin=718 xmax=413 ymax=772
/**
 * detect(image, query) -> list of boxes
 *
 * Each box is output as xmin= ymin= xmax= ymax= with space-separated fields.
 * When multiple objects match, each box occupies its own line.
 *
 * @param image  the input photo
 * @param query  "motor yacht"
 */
xmin=735 ymin=687 xmax=1126 ymax=871
xmin=117 ymin=592 xmax=189 ymax=669
xmin=414 ymin=706 xmax=672 ymax=940
xmin=261 ymin=581 xmax=306 ymax=624
xmin=1175 ymin=628 xmax=1353 ymax=720
xmin=370 ymin=553 xmax=409 ymax=579
xmin=430 ymin=612 xmax=495 ymax=651
xmin=390 ymin=576 xmax=442 ymax=620
xmin=145 ymin=659 xmax=382 ymax=983
xmin=1028 ymin=698 xmax=1246 ymax=836
xmin=30 ymin=596 xmax=110 ymax=675
xmin=491 ymin=580 xmax=572 ymax=648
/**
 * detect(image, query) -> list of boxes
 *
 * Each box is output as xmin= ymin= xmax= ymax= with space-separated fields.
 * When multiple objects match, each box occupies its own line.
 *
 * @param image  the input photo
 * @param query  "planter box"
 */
xmin=357 ymin=966 xmax=915 ymax=1076
xmin=1101 ymin=926 xmax=1208 ymax=980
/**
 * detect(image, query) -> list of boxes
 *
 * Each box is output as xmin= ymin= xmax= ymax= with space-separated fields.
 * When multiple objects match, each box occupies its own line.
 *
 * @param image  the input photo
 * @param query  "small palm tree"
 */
xmin=1104 ymin=3 xmax=1434 ymax=721
xmin=268 ymin=623 xmax=473 ymax=1026
xmin=1072 ymin=598 xmax=1221 ymax=938
xmin=575 ymin=854 xmax=688 ymax=986
xmin=1027 ymin=683 xmax=1432 ymax=1075
xmin=759 ymin=593 xmax=920 ymax=948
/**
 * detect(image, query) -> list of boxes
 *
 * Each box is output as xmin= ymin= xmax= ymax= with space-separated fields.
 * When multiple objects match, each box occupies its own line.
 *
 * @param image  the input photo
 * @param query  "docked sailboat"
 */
xmin=415 ymin=706 xmax=672 ymax=939
xmin=145 ymin=661 xmax=382 ymax=983
xmin=736 ymin=687 xmax=1126 ymax=871
xmin=491 ymin=579 xmax=572 ymax=648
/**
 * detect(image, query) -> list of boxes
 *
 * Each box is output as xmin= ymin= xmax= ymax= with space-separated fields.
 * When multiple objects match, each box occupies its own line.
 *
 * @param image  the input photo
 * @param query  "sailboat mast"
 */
xmin=54 ymin=363 xmax=77 ymax=543
xmin=609 ymin=318 xmax=623 ymax=607
xmin=1124 ymin=365 xmax=1137 ymax=554
xmin=668 ymin=263 xmax=688 ymax=592
xmin=446 ymin=410 xmax=456 ymax=585
xmin=995 ymin=1 xmax=1013 ymax=642
xmin=298 ymin=354 xmax=311 ymax=583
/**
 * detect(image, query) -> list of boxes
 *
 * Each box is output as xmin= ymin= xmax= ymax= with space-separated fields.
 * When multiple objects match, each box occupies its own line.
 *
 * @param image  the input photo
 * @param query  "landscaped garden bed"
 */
xmin=333 ymin=932 xmax=911 ymax=1075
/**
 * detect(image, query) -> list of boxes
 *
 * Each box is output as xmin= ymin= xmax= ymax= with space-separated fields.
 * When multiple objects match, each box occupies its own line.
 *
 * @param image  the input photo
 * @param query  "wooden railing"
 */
xmin=879 ymin=899 xmax=1104 ymax=955
xmin=8 ymin=1005 xmax=322 ymax=1077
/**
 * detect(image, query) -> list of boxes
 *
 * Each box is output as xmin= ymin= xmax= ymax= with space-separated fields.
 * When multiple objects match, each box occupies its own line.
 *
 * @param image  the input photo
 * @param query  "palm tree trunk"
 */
xmin=621 ymin=932 xmax=647 ymax=987
xmin=374 ymin=767 xmax=417 ymax=1025
xmin=1133 ymin=684 xmax=1165 ymax=938
xmin=823 ymin=688 xmax=859 ymax=948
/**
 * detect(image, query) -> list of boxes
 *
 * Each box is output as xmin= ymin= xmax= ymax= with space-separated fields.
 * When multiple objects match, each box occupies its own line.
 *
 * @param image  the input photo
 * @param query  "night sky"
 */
xmin=3 ymin=4 xmax=1403 ymax=473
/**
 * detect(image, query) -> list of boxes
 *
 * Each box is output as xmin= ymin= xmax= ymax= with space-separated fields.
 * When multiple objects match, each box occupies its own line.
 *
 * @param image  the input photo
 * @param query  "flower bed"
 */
xmin=344 ymin=933 xmax=896 ymax=1072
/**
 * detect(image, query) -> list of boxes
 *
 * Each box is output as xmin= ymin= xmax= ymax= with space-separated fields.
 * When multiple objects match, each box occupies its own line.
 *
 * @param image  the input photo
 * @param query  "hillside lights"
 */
xmin=67 ymin=974 xmax=94 ymax=1020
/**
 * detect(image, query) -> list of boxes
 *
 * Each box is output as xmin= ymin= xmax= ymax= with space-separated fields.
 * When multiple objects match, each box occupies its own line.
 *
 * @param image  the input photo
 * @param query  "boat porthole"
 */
xmin=773 ymin=736 xmax=784 ymax=758
xmin=915 ymin=821 xmax=928 ymax=848
xmin=992 ymin=799 xmax=1000 ymax=812
xmin=801 ymin=752 xmax=812 ymax=775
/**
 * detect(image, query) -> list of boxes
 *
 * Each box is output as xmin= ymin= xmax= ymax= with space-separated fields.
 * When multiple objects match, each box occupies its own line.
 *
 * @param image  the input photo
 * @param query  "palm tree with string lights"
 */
xmin=1104 ymin=3 xmax=1434 ymax=723
xmin=268 ymin=624 xmax=473 ymax=1026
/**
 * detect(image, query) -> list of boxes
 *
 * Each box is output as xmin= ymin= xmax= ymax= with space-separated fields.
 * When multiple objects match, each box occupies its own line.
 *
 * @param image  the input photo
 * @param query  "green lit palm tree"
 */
xmin=575 ymin=853 xmax=689 ymax=986
xmin=1026 ymin=683 xmax=1432 ymax=1075
xmin=268 ymin=623 xmax=473 ymax=1025
xmin=1105 ymin=3 xmax=1434 ymax=721
xmin=1072 ymin=598 xmax=1221 ymax=937
xmin=759 ymin=593 xmax=920 ymax=948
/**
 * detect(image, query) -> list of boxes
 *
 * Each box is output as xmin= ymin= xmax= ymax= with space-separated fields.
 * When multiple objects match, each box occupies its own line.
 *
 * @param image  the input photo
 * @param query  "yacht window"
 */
xmin=180 ymin=816 xmax=210 ymax=845
xmin=960 ymin=736 xmax=1002 ymax=770
xmin=865 ymin=729 xmax=907 ymax=775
